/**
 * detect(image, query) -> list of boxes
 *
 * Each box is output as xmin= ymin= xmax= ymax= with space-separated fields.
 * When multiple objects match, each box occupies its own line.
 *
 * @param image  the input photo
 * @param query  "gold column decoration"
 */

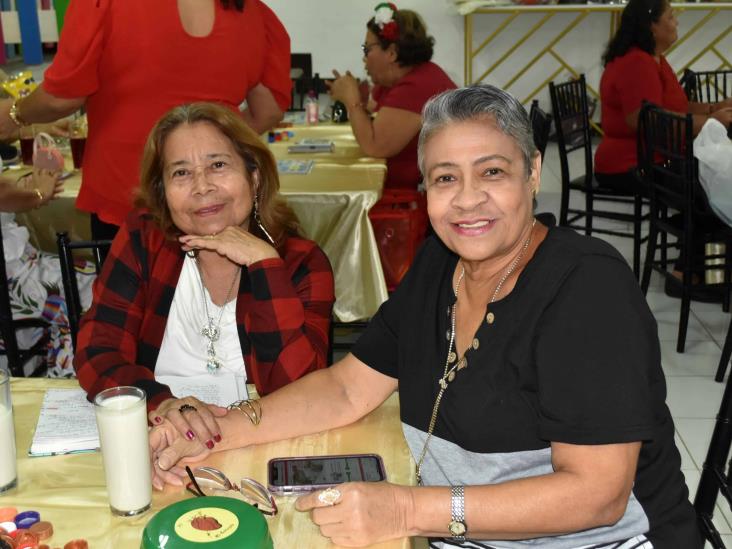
xmin=463 ymin=3 xmax=732 ymax=109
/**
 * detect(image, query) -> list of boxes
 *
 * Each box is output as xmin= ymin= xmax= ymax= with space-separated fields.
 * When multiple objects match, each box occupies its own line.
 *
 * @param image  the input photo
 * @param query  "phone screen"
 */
xmin=268 ymin=454 xmax=385 ymax=490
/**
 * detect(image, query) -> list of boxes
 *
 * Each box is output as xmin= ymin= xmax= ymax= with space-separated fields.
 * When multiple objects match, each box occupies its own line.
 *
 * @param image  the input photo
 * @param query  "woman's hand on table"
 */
xmin=327 ymin=70 xmax=362 ymax=106
xmin=296 ymin=482 xmax=414 ymax=547
xmin=179 ymin=225 xmax=279 ymax=267
xmin=150 ymin=419 xmax=211 ymax=490
xmin=149 ymin=396 xmax=227 ymax=450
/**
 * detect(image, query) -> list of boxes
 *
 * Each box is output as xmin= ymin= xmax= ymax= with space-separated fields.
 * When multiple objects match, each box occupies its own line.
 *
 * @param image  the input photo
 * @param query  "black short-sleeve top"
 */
xmin=352 ymin=227 xmax=699 ymax=548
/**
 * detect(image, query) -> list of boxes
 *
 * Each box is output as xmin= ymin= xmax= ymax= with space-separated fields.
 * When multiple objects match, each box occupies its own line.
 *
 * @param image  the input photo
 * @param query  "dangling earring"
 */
xmin=254 ymin=192 xmax=275 ymax=245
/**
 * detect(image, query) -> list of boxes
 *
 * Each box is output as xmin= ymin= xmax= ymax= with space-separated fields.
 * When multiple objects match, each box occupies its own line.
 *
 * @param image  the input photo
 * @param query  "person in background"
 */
xmin=594 ymin=0 xmax=732 ymax=302
xmin=1 ymin=168 xmax=95 ymax=377
xmin=0 ymin=0 xmax=291 ymax=242
xmin=595 ymin=0 xmax=732 ymax=194
xmin=327 ymin=3 xmax=456 ymax=190
xmin=150 ymin=86 xmax=698 ymax=548
xmin=75 ymin=103 xmax=334 ymax=452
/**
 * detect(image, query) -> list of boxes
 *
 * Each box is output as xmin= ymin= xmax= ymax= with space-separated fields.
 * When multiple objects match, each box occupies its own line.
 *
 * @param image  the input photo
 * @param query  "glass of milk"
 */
xmin=0 ymin=370 xmax=17 ymax=493
xmin=94 ymin=386 xmax=152 ymax=516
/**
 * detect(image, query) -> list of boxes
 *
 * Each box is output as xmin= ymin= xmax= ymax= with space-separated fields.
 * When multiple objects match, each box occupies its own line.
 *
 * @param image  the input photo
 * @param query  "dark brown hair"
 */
xmin=367 ymin=9 xmax=434 ymax=67
xmin=602 ymin=0 xmax=668 ymax=65
xmin=135 ymin=102 xmax=301 ymax=248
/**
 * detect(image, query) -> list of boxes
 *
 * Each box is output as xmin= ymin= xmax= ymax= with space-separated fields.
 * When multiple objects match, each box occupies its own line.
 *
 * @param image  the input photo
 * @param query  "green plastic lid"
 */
xmin=140 ymin=496 xmax=272 ymax=549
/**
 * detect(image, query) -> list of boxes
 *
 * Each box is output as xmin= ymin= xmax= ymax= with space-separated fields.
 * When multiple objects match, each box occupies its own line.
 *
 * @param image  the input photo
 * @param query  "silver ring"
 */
xmin=317 ymin=487 xmax=341 ymax=506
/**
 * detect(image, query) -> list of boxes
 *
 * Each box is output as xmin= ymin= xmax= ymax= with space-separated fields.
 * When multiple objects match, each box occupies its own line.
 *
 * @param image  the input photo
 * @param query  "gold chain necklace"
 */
xmin=415 ymin=219 xmax=536 ymax=485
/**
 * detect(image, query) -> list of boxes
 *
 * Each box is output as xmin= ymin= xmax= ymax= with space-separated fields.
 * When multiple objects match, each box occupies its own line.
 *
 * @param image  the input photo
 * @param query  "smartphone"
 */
xmin=267 ymin=453 xmax=386 ymax=495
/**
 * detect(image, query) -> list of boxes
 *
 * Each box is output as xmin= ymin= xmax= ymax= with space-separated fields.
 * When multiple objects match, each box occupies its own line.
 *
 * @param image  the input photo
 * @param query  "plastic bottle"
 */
xmin=305 ymin=90 xmax=319 ymax=125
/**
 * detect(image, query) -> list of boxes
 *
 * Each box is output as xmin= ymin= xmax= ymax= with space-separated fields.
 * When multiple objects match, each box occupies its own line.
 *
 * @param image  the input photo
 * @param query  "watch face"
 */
xmin=449 ymin=520 xmax=467 ymax=536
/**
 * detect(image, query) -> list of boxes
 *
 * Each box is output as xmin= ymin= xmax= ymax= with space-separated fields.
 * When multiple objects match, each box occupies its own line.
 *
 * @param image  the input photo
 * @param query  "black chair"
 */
xmin=0 ymin=224 xmax=51 ymax=377
xmin=56 ymin=232 xmax=112 ymax=350
xmin=290 ymin=53 xmax=313 ymax=111
xmin=695 ymin=363 xmax=732 ymax=548
xmin=682 ymin=69 xmax=732 ymax=103
xmin=549 ymin=75 xmax=647 ymax=278
xmin=638 ymin=102 xmax=732 ymax=353
xmin=328 ymin=318 xmax=369 ymax=366
xmin=529 ymin=99 xmax=552 ymax=160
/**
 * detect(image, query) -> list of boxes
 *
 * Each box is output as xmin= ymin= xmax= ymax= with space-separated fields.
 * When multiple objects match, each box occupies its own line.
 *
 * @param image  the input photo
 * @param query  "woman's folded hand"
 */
xmin=149 ymin=419 xmax=211 ymax=490
xmin=149 ymin=396 xmax=227 ymax=450
xmin=179 ymin=225 xmax=279 ymax=267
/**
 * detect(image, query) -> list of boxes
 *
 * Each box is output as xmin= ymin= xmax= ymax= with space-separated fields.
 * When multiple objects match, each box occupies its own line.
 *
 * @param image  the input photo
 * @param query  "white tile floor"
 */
xmin=536 ymin=144 xmax=732 ymax=546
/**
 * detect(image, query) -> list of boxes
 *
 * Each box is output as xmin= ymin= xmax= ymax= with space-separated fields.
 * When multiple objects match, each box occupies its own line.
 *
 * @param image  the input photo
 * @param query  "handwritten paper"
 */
xmin=29 ymin=389 xmax=99 ymax=457
xmin=156 ymin=374 xmax=248 ymax=408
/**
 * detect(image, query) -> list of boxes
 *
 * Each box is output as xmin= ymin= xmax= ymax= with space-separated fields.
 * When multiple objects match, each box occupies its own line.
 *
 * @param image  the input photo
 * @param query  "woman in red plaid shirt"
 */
xmin=74 ymin=103 xmax=334 ymax=451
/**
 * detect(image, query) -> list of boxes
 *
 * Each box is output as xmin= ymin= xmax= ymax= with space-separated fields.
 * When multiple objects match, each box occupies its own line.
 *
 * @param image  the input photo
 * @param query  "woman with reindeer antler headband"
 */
xmin=327 ymin=3 xmax=456 ymax=190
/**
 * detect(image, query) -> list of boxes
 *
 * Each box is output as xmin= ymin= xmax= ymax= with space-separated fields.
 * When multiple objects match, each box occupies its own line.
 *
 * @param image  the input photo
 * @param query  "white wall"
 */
xmin=262 ymin=0 xmax=465 ymax=86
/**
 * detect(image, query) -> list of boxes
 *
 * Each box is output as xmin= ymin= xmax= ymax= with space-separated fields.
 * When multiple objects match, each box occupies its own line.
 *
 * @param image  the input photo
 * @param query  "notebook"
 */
xmin=29 ymin=388 xmax=99 ymax=457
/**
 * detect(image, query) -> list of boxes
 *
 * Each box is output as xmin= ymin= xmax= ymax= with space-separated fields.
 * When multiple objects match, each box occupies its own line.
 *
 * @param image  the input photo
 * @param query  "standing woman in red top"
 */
xmin=594 ymin=0 xmax=732 ymax=193
xmin=327 ymin=3 xmax=457 ymax=190
xmin=0 ymin=0 xmax=292 ymax=241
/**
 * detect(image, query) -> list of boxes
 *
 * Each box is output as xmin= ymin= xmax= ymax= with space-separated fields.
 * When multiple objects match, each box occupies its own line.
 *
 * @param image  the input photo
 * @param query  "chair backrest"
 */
xmin=637 ymin=102 xmax=699 ymax=216
xmin=56 ymin=232 xmax=112 ymax=351
xmin=529 ymin=99 xmax=553 ymax=160
xmin=682 ymin=69 xmax=732 ymax=103
xmin=0 ymin=223 xmax=22 ymax=375
xmin=290 ymin=53 xmax=313 ymax=111
xmin=0 ymin=223 xmax=51 ymax=376
xmin=549 ymin=75 xmax=593 ymax=188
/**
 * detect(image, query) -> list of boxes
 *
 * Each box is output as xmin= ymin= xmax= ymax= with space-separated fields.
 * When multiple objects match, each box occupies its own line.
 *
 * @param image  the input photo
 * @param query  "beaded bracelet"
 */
xmin=228 ymin=399 xmax=262 ymax=426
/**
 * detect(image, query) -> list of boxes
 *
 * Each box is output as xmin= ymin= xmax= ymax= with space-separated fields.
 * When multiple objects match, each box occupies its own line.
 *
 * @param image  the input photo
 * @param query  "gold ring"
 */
xmin=317 ymin=487 xmax=341 ymax=506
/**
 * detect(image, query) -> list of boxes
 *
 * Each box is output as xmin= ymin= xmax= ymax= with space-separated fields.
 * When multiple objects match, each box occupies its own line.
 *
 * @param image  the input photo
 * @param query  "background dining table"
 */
xmin=4 ymin=377 xmax=416 ymax=548
xmin=14 ymin=122 xmax=388 ymax=322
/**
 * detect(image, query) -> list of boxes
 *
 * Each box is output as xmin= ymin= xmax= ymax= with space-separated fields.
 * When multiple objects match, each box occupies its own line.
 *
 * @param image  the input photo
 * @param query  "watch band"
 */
xmin=449 ymin=485 xmax=467 ymax=541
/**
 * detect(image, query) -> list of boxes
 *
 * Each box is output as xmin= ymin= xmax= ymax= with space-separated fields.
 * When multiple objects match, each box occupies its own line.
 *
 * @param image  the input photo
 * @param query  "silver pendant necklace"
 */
xmin=194 ymin=257 xmax=241 ymax=375
xmin=415 ymin=219 xmax=536 ymax=485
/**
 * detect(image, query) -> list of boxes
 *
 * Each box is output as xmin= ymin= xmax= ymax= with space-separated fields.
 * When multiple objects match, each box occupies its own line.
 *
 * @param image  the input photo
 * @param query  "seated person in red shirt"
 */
xmin=74 ymin=103 xmax=335 ymax=451
xmin=595 ymin=0 xmax=732 ymax=193
xmin=327 ymin=3 xmax=457 ymax=190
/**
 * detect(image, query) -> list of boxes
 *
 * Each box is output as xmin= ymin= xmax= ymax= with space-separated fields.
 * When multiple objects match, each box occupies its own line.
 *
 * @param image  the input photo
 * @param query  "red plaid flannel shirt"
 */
xmin=74 ymin=210 xmax=334 ymax=410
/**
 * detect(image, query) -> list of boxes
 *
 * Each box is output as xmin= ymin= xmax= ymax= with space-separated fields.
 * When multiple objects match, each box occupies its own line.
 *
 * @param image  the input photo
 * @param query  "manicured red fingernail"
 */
xmin=186 ymin=430 xmax=195 ymax=440
xmin=214 ymin=434 xmax=221 ymax=443
xmin=154 ymin=416 xmax=162 ymax=424
xmin=206 ymin=440 xmax=214 ymax=449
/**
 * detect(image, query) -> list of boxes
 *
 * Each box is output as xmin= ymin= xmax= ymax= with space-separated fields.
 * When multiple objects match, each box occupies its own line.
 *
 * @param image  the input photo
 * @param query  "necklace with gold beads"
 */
xmin=415 ymin=219 xmax=536 ymax=485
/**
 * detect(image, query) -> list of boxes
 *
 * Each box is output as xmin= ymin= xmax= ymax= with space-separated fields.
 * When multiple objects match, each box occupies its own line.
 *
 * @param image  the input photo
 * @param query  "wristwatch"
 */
xmin=448 ymin=485 xmax=467 ymax=541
